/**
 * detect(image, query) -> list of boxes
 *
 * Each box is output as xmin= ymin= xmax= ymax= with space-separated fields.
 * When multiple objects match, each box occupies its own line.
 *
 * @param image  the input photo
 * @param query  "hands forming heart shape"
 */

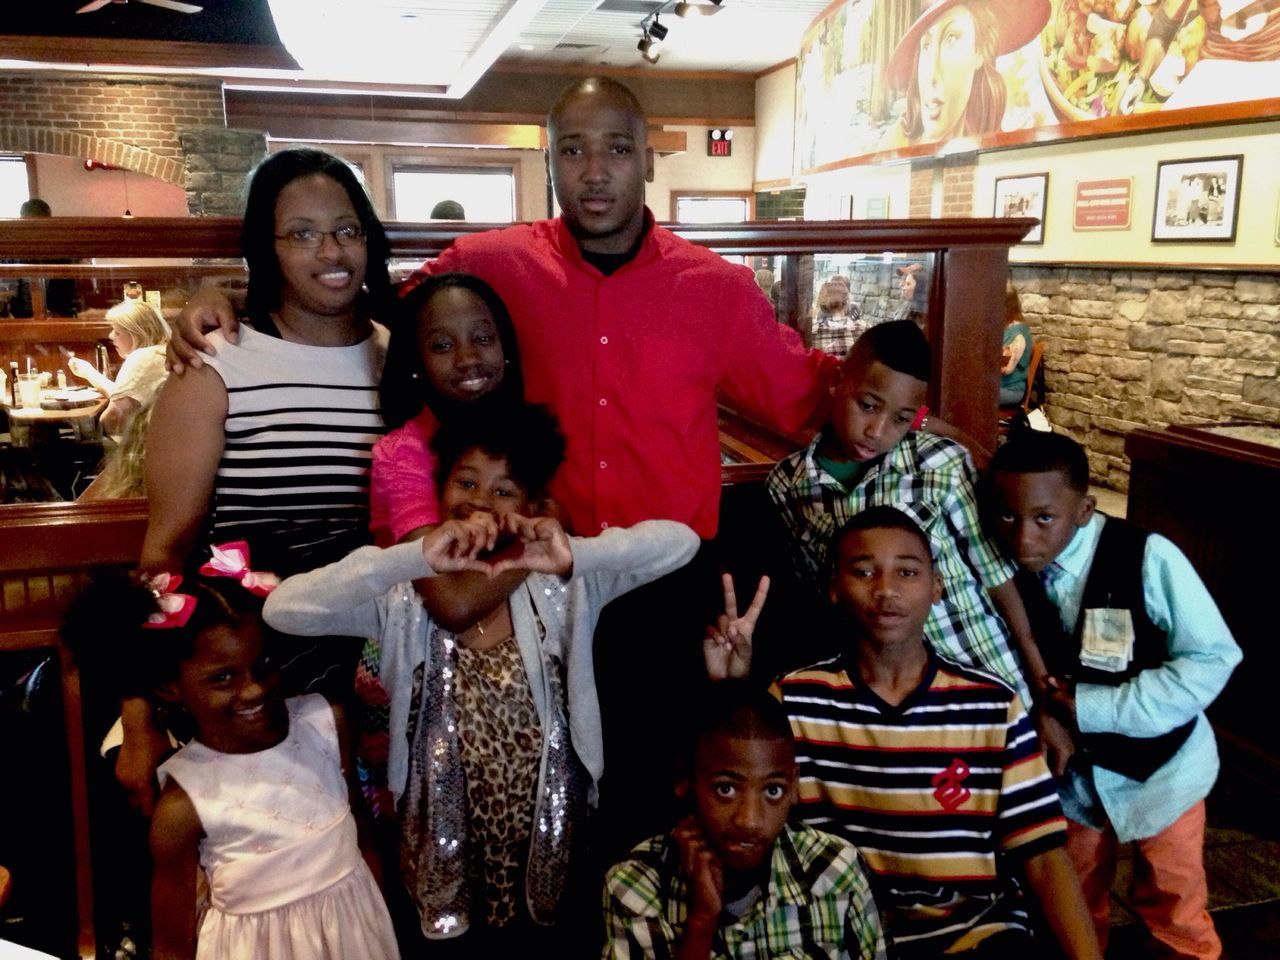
xmin=420 ymin=512 xmax=574 ymax=579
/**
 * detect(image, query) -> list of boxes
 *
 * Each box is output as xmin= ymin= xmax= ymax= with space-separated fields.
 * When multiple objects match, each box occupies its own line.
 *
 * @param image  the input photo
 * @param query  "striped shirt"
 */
xmin=203 ymin=323 xmax=386 ymax=575
xmin=776 ymin=652 xmax=1066 ymax=957
xmin=604 ymin=823 xmax=888 ymax=960
xmin=767 ymin=429 xmax=1028 ymax=705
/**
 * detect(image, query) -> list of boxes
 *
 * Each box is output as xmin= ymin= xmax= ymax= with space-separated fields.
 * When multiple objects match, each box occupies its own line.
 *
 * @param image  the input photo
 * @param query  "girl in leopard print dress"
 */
xmin=264 ymin=405 xmax=699 ymax=952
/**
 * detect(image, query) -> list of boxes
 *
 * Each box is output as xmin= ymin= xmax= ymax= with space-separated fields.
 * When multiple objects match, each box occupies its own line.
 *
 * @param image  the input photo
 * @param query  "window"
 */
xmin=0 ymin=156 xmax=30 ymax=216
xmin=391 ymin=166 xmax=515 ymax=222
xmin=672 ymin=194 xmax=751 ymax=224
xmin=672 ymin=192 xmax=752 ymax=265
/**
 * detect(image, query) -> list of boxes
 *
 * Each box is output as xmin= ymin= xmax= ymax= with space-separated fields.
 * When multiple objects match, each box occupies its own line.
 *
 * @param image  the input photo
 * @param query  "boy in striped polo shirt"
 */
xmin=710 ymin=508 xmax=1100 ymax=959
xmin=766 ymin=321 xmax=1044 ymax=711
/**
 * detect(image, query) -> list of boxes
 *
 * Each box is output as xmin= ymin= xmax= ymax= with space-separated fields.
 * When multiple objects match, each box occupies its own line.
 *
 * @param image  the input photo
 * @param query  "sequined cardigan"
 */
xmin=263 ymin=520 xmax=700 ymax=934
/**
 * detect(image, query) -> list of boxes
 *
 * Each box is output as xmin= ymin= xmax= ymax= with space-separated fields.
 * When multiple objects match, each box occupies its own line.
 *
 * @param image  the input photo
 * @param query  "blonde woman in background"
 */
xmin=72 ymin=299 xmax=170 ymax=500
xmin=69 ymin=299 xmax=170 ymax=441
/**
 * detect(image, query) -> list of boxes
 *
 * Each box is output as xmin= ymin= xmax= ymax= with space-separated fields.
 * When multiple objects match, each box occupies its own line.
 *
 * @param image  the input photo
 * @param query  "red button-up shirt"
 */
xmin=412 ymin=213 xmax=835 ymax=538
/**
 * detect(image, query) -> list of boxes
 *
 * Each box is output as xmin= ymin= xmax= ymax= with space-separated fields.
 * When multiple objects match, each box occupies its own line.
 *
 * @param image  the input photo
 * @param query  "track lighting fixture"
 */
xmin=637 ymin=29 xmax=661 ymax=63
xmin=675 ymin=0 xmax=721 ymax=13
xmin=640 ymin=0 xmax=723 ymax=61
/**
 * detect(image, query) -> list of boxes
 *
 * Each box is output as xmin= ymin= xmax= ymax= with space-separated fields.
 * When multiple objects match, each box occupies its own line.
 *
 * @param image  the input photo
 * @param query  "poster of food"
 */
xmin=795 ymin=0 xmax=1280 ymax=174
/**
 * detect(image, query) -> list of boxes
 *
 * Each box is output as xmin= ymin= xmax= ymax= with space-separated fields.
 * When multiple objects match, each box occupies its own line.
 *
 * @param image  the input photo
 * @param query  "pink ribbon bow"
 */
xmin=142 ymin=572 xmax=197 ymax=630
xmin=199 ymin=541 xmax=281 ymax=597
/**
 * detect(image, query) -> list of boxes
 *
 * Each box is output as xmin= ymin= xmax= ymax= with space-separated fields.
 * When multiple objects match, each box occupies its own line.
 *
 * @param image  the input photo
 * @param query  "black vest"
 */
xmin=1016 ymin=516 xmax=1195 ymax=782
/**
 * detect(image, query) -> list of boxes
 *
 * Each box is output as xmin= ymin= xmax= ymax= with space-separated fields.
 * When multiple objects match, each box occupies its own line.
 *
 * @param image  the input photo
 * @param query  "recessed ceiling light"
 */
xmin=518 ymin=43 xmax=534 ymax=50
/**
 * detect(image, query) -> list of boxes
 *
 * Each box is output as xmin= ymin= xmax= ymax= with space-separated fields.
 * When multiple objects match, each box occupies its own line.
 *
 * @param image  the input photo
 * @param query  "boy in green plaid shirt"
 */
xmin=766 ymin=321 xmax=1047 ymax=714
xmin=603 ymin=681 xmax=886 ymax=960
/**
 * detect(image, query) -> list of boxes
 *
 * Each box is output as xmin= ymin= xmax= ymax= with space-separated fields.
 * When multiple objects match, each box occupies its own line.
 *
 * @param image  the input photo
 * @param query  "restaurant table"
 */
xmin=2 ymin=389 xmax=105 ymax=447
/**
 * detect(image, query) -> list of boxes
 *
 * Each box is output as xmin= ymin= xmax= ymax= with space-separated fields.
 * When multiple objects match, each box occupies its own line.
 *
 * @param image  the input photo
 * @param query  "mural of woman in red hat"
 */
xmin=880 ymin=0 xmax=1051 ymax=149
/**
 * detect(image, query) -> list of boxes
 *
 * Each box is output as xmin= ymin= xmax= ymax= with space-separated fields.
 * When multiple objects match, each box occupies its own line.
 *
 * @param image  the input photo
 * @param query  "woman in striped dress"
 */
xmin=141 ymin=147 xmax=393 ymax=581
xmin=116 ymin=150 xmax=395 ymax=814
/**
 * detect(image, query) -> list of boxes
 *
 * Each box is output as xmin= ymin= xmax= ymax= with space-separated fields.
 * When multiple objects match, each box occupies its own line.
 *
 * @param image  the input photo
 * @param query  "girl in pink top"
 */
xmin=371 ymin=273 xmax=524 ymax=545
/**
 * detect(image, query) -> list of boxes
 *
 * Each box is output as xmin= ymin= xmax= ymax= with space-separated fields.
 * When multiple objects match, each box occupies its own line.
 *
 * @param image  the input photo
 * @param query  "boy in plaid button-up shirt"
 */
xmin=603 ymin=682 xmax=886 ymax=960
xmin=766 ymin=321 xmax=1046 ymax=713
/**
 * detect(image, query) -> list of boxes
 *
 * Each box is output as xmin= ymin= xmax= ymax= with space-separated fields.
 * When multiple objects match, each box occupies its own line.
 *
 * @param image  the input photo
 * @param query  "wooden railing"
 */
xmin=0 ymin=214 xmax=1025 ymax=955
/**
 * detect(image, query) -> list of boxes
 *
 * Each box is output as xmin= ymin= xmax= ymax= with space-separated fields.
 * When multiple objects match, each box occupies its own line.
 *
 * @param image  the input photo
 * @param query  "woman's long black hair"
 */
xmin=241 ymin=148 xmax=394 ymax=332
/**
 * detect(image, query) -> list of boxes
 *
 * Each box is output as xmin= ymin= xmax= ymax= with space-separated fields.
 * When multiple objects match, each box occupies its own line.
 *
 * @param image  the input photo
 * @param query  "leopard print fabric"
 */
xmin=455 ymin=635 xmax=543 ymax=928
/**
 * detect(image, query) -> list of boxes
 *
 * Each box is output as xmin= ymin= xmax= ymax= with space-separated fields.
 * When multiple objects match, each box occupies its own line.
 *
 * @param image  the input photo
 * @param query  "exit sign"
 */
xmin=707 ymin=128 xmax=733 ymax=157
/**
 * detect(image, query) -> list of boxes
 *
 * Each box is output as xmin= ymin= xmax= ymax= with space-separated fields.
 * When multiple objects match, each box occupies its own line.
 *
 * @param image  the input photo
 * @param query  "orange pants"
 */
xmin=1064 ymin=800 xmax=1220 ymax=960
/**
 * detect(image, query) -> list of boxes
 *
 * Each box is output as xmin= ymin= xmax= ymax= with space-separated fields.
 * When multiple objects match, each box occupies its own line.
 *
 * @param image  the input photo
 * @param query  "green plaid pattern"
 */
xmin=767 ymin=430 xmax=1029 ymax=705
xmin=603 ymin=824 xmax=887 ymax=959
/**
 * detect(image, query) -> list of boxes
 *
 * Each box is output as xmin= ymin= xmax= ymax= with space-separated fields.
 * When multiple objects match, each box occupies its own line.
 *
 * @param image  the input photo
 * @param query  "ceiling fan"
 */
xmin=77 ymin=0 xmax=204 ymax=13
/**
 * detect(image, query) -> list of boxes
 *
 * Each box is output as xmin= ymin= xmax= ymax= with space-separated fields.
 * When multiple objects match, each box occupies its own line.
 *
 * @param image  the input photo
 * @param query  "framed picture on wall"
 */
xmin=1151 ymin=155 xmax=1243 ymax=243
xmin=993 ymin=173 xmax=1048 ymax=245
xmin=865 ymin=195 xmax=890 ymax=219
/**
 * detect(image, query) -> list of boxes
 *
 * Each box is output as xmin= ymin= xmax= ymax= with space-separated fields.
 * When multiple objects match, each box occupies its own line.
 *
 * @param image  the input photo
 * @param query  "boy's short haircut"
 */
xmin=429 ymin=402 xmax=567 ymax=497
xmin=691 ymin=680 xmax=796 ymax=758
xmin=845 ymin=319 xmax=931 ymax=383
xmin=830 ymin=506 xmax=934 ymax=580
xmin=988 ymin=431 xmax=1090 ymax=493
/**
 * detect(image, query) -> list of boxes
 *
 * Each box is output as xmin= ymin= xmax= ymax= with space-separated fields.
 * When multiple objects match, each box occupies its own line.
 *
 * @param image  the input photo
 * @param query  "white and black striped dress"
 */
xmin=202 ymin=323 xmax=387 ymax=576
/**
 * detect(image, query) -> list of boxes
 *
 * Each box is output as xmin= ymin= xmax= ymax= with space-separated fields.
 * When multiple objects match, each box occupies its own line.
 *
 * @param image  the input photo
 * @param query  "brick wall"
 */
xmin=1011 ymin=265 xmax=1280 ymax=490
xmin=0 ymin=73 xmax=225 ymax=189
xmin=940 ymin=158 xmax=976 ymax=218
xmin=909 ymin=163 xmax=933 ymax=218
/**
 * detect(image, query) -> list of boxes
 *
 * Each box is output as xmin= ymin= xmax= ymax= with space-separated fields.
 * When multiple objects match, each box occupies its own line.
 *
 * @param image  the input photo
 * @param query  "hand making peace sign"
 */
xmin=703 ymin=573 xmax=770 ymax=682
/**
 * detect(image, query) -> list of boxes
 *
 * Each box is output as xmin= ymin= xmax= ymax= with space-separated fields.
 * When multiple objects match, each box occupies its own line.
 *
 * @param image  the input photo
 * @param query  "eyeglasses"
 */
xmin=274 ymin=224 xmax=366 ymax=249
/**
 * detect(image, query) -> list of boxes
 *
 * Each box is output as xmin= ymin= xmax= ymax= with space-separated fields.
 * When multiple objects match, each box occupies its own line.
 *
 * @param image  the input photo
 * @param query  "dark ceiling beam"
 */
xmin=0 ymin=36 xmax=296 ymax=71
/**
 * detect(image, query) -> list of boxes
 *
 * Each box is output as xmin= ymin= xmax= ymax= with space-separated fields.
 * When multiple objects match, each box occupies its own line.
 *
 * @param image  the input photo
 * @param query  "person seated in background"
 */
xmin=752 ymin=267 xmax=774 ymax=299
xmin=766 ymin=320 xmax=1045 ymax=711
xmin=986 ymin=432 xmax=1241 ymax=960
xmin=807 ymin=277 xmax=864 ymax=358
xmin=892 ymin=263 xmax=927 ymax=330
xmin=6 ymin=198 xmax=79 ymax=318
xmin=1000 ymin=284 xmax=1034 ymax=406
xmin=429 ymin=199 xmax=466 ymax=220
xmin=706 ymin=509 xmax=1100 ymax=959
xmin=69 ymin=299 xmax=170 ymax=441
xmin=603 ymin=680 xmax=886 ymax=960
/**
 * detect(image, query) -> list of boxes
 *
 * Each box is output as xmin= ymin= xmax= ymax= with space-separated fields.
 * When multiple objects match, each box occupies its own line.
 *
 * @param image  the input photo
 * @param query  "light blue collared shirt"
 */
xmin=1041 ymin=513 xmax=1241 ymax=842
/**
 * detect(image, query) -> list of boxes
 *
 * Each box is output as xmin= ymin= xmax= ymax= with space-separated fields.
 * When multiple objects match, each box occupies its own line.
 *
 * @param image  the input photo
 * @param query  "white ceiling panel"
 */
xmin=5 ymin=0 xmax=827 ymax=94
xmin=507 ymin=0 xmax=831 ymax=72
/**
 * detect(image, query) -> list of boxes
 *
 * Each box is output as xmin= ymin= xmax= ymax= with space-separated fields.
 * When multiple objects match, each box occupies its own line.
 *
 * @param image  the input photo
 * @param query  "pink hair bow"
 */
xmin=199 ymin=541 xmax=280 ymax=597
xmin=142 ymin=572 xmax=196 ymax=630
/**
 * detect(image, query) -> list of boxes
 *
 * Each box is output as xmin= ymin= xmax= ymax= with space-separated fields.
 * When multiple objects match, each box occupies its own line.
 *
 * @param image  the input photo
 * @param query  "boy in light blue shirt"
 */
xmin=987 ymin=432 xmax=1241 ymax=960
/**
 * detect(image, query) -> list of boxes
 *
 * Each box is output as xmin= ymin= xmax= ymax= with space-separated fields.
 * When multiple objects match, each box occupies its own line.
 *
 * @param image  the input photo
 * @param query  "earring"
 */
xmin=410 ymin=371 xmax=420 ymax=380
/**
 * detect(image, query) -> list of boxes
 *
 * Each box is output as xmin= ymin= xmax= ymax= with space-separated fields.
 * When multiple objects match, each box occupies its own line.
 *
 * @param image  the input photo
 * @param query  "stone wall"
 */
xmin=1011 ymin=264 xmax=1280 ymax=490
xmin=842 ymin=258 xmax=927 ymax=327
xmin=180 ymin=129 xmax=267 ymax=217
